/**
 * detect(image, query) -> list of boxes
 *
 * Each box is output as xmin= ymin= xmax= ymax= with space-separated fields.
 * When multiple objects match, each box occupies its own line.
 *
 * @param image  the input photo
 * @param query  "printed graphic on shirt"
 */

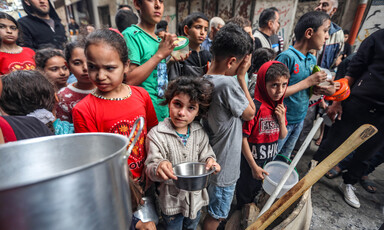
xmin=8 ymin=61 xmax=35 ymax=72
xmin=293 ymin=63 xmax=300 ymax=74
xmin=259 ymin=117 xmax=280 ymax=135
xmin=110 ymin=117 xmax=147 ymax=177
xmin=250 ymin=142 xmax=278 ymax=160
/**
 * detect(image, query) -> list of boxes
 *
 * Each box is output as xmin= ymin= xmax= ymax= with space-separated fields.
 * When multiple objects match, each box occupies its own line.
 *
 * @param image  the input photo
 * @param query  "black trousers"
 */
xmin=235 ymin=155 xmax=266 ymax=209
xmin=313 ymin=96 xmax=384 ymax=184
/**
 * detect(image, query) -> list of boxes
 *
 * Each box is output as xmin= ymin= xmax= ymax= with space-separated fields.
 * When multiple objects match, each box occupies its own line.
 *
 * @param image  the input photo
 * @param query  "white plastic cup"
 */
xmin=262 ymin=161 xmax=299 ymax=198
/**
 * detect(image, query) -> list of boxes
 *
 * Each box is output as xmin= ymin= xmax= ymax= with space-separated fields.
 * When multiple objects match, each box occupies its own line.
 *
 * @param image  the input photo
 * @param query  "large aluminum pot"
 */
xmin=0 ymin=133 xmax=132 ymax=230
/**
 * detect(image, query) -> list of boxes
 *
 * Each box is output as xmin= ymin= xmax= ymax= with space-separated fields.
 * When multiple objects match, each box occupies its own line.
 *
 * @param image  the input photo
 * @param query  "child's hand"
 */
xmin=205 ymin=158 xmax=221 ymax=174
xmin=251 ymin=165 xmax=269 ymax=180
xmin=313 ymin=82 xmax=336 ymax=96
xmin=157 ymin=33 xmax=177 ymax=59
xmin=156 ymin=161 xmax=177 ymax=180
xmin=170 ymin=50 xmax=192 ymax=62
xmin=307 ymin=71 xmax=327 ymax=86
xmin=236 ymin=54 xmax=252 ymax=78
xmin=274 ymin=103 xmax=286 ymax=124
xmin=135 ymin=220 xmax=157 ymax=230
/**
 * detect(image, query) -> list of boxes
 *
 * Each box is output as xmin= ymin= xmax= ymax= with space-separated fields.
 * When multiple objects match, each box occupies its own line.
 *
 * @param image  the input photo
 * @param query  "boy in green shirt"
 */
xmin=123 ymin=0 xmax=178 ymax=121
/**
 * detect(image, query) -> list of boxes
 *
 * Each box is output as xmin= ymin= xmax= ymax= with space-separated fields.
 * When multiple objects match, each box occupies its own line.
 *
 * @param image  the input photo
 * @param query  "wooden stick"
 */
xmin=258 ymin=117 xmax=323 ymax=217
xmin=247 ymin=124 xmax=378 ymax=230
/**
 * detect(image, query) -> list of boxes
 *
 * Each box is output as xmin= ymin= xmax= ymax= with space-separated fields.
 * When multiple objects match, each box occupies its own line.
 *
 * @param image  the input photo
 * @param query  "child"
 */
xmin=235 ymin=61 xmax=289 ymax=211
xmin=56 ymin=40 xmax=96 ymax=123
xmin=248 ymin=48 xmax=277 ymax=98
xmin=123 ymin=0 xmax=179 ymax=122
xmin=145 ymin=76 xmax=220 ymax=230
xmin=201 ymin=23 xmax=256 ymax=230
xmin=168 ymin=12 xmax=211 ymax=80
xmin=155 ymin=20 xmax=168 ymax=39
xmin=35 ymin=48 xmax=70 ymax=91
xmin=0 ymin=12 xmax=35 ymax=75
xmin=275 ymin=11 xmax=335 ymax=159
xmin=0 ymin=70 xmax=74 ymax=135
xmin=72 ymin=29 xmax=158 ymax=181
xmin=0 ymin=74 xmax=53 ymax=143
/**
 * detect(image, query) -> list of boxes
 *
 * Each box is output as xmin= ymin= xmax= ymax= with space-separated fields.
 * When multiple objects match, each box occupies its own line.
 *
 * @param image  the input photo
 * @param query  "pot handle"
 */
xmin=124 ymin=116 xmax=145 ymax=159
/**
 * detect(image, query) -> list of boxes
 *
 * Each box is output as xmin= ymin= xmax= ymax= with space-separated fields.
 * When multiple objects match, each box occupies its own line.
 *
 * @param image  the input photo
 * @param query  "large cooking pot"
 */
xmin=0 ymin=132 xmax=134 ymax=230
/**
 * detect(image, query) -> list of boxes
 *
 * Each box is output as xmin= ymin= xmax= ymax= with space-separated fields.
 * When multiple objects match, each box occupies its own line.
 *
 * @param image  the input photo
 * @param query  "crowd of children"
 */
xmin=1 ymin=1 xmax=357 ymax=229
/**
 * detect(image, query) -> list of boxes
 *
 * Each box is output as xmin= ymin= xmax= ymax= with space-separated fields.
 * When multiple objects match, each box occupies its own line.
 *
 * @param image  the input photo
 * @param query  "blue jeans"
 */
xmin=207 ymin=183 xmax=236 ymax=219
xmin=162 ymin=210 xmax=201 ymax=230
xmin=277 ymin=121 xmax=304 ymax=159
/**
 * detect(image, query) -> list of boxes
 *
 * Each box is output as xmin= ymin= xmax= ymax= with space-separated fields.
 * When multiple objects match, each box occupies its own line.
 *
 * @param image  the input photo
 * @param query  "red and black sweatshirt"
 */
xmin=243 ymin=61 xmax=287 ymax=162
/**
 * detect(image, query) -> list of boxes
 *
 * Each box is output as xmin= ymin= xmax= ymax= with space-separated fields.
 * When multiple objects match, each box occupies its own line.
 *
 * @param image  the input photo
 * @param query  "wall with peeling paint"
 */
xmin=354 ymin=0 xmax=384 ymax=50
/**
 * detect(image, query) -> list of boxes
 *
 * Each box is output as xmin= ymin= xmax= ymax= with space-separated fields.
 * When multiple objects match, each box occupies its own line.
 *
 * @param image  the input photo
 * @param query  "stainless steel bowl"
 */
xmin=173 ymin=162 xmax=215 ymax=191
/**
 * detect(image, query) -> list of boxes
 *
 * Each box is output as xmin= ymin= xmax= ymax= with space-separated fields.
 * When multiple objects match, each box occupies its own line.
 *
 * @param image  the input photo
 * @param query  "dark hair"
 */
xmin=343 ymin=29 xmax=349 ymax=35
xmin=118 ymin=4 xmax=133 ymax=11
xmin=0 ymin=12 xmax=22 ymax=46
xmin=157 ymin=20 xmax=168 ymax=30
xmin=183 ymin=12 xmax=209 ymax=29
xmin=115 ymin=9 xmax=138 ymax=32
xmin=35 ymin=48 xmax=66 ymax=69
xmin=227 ymin=16 xmax=251 ymax=28
xmin=265 ymin=62 xmax=290 ymax=82
xmin=259 ymin=8 xmax=277 ymax=28
xmin=64 ymin=39 xmax=85 ymax=62
xmin=0 ymin=70 xmax=56 ymax=116
xmin=294 ymin=11 xmax=330 ymax=41
xmin=211 ymin=23 xmax=252 ymax=61
xmin=85 ymin=29 xmax=129 ymax=64
xmin=250 ymin=47 xmax=276 ymax=73
xmin=161 ymin=76 xmax=213 ymax=118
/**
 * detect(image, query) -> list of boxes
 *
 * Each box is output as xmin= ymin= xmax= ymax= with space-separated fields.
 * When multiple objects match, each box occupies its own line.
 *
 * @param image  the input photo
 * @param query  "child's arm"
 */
xmin=145 ymin=134 xmax=177 ymax=182
xmin=72 ymin=107 xmax=98 ymax=132
xmin=126 ymin=33 xmax=177 ymax=86
xmin=242 ymin=137 xmax=268 ymax=180
xmin=285 ymin=71 xmax=327 ymax=97
xmin=275 ymin=104 xmax=288 ymax=139
xmin=237 ymin=54 xmax=256 ymax=121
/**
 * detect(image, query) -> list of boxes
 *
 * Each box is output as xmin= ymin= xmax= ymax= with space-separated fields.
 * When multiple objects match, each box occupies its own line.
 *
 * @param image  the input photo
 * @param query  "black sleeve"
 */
xmin=346 ymin=34 xmax=375 ymax=80
xmin=18 ymin=20 xmax=36 ymax=50
xmin=2 ymin=116 xmax=53 ymax=140
xmin=335 ymin=53 xmax=355 ymax=80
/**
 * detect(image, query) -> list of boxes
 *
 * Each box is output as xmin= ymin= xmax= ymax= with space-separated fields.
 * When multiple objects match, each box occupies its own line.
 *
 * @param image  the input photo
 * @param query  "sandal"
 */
xmin=325 ymin=168 xmax=341 ymax=179
xmin=360 ymin=179 xmax=377 ymax=193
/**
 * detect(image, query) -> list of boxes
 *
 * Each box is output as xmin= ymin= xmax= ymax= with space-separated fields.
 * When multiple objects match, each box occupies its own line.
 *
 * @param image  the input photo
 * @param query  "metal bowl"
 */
xmin=173 ymin=162 xmax=215 ymax=191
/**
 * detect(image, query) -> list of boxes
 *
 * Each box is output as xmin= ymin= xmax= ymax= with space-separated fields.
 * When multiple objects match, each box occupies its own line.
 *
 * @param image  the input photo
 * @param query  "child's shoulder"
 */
xmin=130 ymin=85 xmax=150 ymax=97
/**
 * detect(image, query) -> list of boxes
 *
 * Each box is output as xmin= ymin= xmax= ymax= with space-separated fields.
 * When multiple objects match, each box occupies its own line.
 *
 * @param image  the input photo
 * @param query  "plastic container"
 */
xmin=262 ymin=161 xmax=299 ymax=198
xmin=171 ymin=36 xmax=189 ymax=60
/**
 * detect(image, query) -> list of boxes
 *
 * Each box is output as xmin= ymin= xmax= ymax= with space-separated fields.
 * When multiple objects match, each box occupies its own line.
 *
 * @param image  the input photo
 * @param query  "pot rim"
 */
xmin=0 ymin=133 xmax=129 ymax=191
xmin=173 ymin=162 xmax=215 ymax=179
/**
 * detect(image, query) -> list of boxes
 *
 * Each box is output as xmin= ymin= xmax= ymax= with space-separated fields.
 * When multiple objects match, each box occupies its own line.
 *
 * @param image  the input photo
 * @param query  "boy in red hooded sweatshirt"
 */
xmin=235 ymin=61 xmax=289 ymax=210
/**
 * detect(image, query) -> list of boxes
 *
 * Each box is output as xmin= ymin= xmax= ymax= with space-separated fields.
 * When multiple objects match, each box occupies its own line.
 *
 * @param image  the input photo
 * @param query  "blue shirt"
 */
xmin=201 ymin=37 xmax=212 ymax=52
xmin=276 ymin=46 xmax=316 ymax=124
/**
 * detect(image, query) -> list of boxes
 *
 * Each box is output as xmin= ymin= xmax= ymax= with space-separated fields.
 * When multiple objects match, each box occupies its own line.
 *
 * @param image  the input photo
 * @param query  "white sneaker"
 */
xmin=339 ymin=183 xmax=360 ymax=208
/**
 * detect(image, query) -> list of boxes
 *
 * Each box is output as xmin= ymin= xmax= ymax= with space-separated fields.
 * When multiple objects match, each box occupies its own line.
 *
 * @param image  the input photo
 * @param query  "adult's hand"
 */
xmin=327 ymin=101 xmax=342 ymax=122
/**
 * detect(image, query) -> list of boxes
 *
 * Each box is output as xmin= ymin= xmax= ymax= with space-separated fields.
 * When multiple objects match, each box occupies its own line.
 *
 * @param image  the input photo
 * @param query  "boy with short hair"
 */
xmin=275 ymin=11 xmax=335 ymax=159
xmin=168 ymin=12 xmax=211 ymax=80
xmin=202 ymin=23 xmax=256 ymax=230
xmin=123 ymin=0 xmax=178 ymax=122
xmin=235 ymin=61 xmax=289 ymax=212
